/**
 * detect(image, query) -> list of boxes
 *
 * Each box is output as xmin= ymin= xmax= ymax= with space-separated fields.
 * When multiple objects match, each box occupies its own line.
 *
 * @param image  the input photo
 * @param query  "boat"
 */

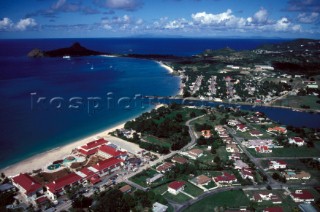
xmin=91 ymin=65 xmax=94 ymax=70
xmin=63 ymin=55 xmax=71 ymax=59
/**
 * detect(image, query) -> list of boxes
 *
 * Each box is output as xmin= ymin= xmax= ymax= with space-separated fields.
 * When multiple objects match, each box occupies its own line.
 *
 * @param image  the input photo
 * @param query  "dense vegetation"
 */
xmin=122 ymin=103 xmax=206 ymax=153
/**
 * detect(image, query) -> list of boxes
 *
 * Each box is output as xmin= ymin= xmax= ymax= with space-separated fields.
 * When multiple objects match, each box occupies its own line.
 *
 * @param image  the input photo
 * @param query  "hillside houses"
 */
xmin=288 ymin=137 xmax=305 ymax=146
xmin=290 ymin=190 xmax=315 ymax=203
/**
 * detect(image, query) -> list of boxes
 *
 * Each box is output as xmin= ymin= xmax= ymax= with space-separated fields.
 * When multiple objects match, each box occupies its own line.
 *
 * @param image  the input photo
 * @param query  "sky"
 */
xmin=0 ymin=0 xmax=319 ymax=38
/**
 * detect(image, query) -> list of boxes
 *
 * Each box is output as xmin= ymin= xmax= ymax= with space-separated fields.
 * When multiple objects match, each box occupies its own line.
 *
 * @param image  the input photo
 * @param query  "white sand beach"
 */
xmin=157 ymin=61 xmax=174 ymax=74
xmin=1 ymin=104 xmax=166 ymax=177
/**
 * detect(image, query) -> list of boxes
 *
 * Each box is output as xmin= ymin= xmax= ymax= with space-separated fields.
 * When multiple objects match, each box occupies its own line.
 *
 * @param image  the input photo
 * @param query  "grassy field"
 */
xmin=163 ymin=192 xmax=191 ymax=203
xmin=183 ymin=190 xmax=250 ymax=212
xmin=248 ymin=147 xmax=320 ymax=158
xmin=274 ymin=95 xmax=320 ymax=110
xmin=129 ymin=169 xmax=158 ymax=187
xmin=143 ymin=135 xmax=171 ymax=148
xmin=183 ymin=182 xmax=204 ymax=197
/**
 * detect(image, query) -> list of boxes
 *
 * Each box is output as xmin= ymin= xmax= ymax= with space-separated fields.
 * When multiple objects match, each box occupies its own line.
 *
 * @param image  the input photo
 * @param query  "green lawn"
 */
xmin=152 ymin=183 xmax=169 ymax=195
xmin=183 ymin=190 xmax=250 ymax=212
xmin=163 ymin=192 xmax=191 ymax=203
xmin=129 ymin=169 xmax=158 ymax=187
xmin=183 ymin=182 xmax=204 ymax=197
xmin=143 ymin=135 xmax=171 ymax=148
xmin=274 ymin=95 xmax=320 ymax=110
xmin=248 ymin=147 xmax=320 ymax=158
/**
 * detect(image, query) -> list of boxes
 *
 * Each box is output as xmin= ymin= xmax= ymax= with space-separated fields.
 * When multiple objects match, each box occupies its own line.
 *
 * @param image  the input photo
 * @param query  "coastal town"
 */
xmin=165 ymin=39 xmax=320 ymax=112
xmin=1 ymin=103 xmax=320 ymax=211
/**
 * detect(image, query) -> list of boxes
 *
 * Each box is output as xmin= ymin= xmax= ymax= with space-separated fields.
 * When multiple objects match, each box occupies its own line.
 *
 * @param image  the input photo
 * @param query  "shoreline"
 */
xmin=1 ymin=103 xmax=166 ymax=177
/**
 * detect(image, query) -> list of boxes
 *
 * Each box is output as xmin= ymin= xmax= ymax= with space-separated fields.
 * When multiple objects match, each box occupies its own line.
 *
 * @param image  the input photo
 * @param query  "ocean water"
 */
xmin=0 ymin=38 xmax=292 ymax=169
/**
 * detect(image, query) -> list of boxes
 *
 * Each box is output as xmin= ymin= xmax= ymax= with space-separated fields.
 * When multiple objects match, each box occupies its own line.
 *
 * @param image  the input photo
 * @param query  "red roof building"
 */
xmin=290 ymin=190 xmax=315 ymax=202
xmin=92 ymin=157 xmax=124 ymax=176
xmin=240 ymin=168 xmax=254 ymax=180
xmin=12 ymin=173 xmax=42 ymax=197
xmin=78 ymin=138 xmax=107 ymax=156
xmin=289 ymin=137 xmax=305 ymax=146
xmin=236 ymin=124 xmax=248 ymax=132
xmin=46 ymin=173 xmax=82 ymax=196
xmin=214 ymin=172 xmax=237 ymax=184
xmin=255 ymin=146 xmax=272 ymax=153
xmin=168 ymin=181 xmax=185 ymax=195
xmin=156 ymin=162 xmax=174 ymax=173
xmin=97 ymin=145 xmax=127 ymax=159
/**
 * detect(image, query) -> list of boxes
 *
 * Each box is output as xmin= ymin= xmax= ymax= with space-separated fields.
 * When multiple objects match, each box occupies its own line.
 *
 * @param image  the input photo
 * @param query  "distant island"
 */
xmin=28 ymin=42 xmax=105 ymax=58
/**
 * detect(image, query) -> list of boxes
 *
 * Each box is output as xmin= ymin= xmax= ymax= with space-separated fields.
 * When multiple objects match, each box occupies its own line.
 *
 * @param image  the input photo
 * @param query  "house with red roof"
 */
xmin=250 ymin=130 xmax=263 ymax=137
xmin=187 ymin=148 xmax=203 ymax=160
xmin=213 ymin=172 xmax=237 ymax=185
xmin=92 ymin=157 xmax=124 ymax=177
xmin=288 ymin=137 xmax=305 ymax=146
xmin=46 ymin=172 xmax=83 ymax=200
xmin=290 ymin=190 xmax=314 ymax=202
xmin=255 ymin=146 xmax=272 ymax=153
xmin=77 ymin=167 xmax=101 ymax=185
xmin=156 ymin=162 xmax=174 ymax=173
xmin=12 ymin=173 xmax=43 ymax=199
xmin=239 ymin=168 xmax=254 ymax=180
xmin=250 ymin=191 xmax=282 ymax=204
xmin=267 ymin=127 xmax=287 ymax=134
xmin=78 ymin=138 xmax=108 ymax=156
xmin=290 ymin=190 xmax=315 ymax=203
xmin=269 ymin=160 xmax=287 ymax=170
xmin=236 ymin=124 xmax=248 ymax=132
xmin=201 ymin=130 xmax=212 ymax=139
xmin=168 ymin=181 xmax=185 ymax=195
xmin=97 ymin=145 xmax=127 ymax=160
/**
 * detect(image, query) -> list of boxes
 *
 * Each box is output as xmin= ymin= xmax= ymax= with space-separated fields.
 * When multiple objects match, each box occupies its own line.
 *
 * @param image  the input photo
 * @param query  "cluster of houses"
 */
xmin=268 ymin=160 xmax=311 ymax=181
xmin=10 ymin=138 xmax=132 ymax=206
xmin=190 ymin=75 xmax=203 ymax=95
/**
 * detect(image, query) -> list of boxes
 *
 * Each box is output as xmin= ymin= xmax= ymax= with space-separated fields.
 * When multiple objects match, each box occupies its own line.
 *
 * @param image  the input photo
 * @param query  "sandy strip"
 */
xmin=2 ymin=104 xmax=166 ymax=177
xmin=157 ymin=61 xmax=174 ymax=74
xmin=1 ymin=122 xmax=128 ymax=177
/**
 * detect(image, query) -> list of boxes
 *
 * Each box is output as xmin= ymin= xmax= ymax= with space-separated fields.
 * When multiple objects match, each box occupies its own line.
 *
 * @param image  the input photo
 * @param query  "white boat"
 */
xmin=91 ymin=65 xmax=94 ymax=70
xmin=63 ymin=55 xmax=71 ymax=59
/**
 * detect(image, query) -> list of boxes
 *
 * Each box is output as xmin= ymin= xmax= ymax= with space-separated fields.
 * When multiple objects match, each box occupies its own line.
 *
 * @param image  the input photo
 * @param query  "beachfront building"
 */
xmin=46 ymin=172 xmax=83 ymax=200
xmin=77 ymin=167 xmax=101 ymax=185
xmin=78 ymin=138 xmax=108 ymax=156
xmin=92 ymin=157 xmax=124 ymax=177
xmin=167 ymin=181 xmax=185 ymax=195
xmin=12 ymin=173 xmax=43 ymax=199
xmin=288 ymin=137 xmax=305 ymax=146
xmin=290 ymin=190 xmax=315 ymax=203
xmin=97 ymin=145 xmax=127 ymax=160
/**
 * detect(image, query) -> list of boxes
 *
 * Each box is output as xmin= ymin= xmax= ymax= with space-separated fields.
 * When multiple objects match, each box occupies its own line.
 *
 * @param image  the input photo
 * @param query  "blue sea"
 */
xmin=1 ymin=37 xmax=314 ymax=169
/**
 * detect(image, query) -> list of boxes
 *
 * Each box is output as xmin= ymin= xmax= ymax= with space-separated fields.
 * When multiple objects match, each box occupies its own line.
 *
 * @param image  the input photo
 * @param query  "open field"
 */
xmin=183 ymin=190 xmax=250 ymax=212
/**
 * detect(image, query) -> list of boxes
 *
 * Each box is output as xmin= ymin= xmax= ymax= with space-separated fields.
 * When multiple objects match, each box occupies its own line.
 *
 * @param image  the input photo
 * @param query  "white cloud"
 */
xmin=164 ymin=18 xmax=187 ymax=29
xmin=15 ymin=18 xmax=37 ymax=31
xmin=94 ymin=0 xmax=142 ymax=11
xmin=0 ymin=17 xmax=37 ymax=31
xmin=191 ymin=9 xmax=234 ymax=25
xmin=253 ymin=8 xmax=268 ymax=23
xmin=0 ymin=17 xmax=13 ymax=30
xmin=297 ymin=12 xmax=319 ymax=23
